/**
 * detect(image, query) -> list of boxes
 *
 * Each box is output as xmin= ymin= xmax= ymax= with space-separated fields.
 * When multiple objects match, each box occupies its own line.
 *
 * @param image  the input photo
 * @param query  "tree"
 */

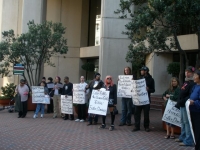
xmin=81 ymin=62 xmax=95 ymax=80
xmin=0 ymin=21 xmax=68 ymax=86
xmin=115 ymin=0 xmax=200 ymax=84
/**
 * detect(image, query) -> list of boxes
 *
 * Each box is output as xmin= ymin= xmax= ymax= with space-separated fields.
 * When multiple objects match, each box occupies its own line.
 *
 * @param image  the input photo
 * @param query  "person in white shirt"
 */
xmin=15 ymin=79 xmax=29 ymax=118
xmin=75 ymin=76 xmax=89 ymax=122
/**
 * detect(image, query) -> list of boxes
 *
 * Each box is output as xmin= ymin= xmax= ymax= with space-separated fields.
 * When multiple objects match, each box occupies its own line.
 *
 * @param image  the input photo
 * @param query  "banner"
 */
xmin=131 ymin=79 xmax=149 ymax=105
xmin=117 ymin=75 xmax=133 ymax=98
xmin=186 ymin=100 xmax=196 ymax=144
xmin=32 ymin=86 xmax=50 ymax=104
xmin=162 ymin=99 xmax=181 ymax=127
xmin=88 ymin=90 xmax=109 ymax=116
xmin=61 ymin=95 xmax=73 ymax=114
xmin=73 ymin=84 xmax=85 ymax=104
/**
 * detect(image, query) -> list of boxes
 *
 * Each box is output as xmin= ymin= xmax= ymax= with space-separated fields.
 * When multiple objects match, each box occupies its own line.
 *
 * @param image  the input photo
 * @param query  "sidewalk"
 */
xmin=0 ymin=109 xmax=194 ymax=150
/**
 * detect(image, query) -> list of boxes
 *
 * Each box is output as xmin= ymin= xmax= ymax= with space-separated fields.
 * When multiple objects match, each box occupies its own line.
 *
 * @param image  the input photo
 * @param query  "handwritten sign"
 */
xmin=47 ymin=83 xmax=54 ymax=89
xmin=132 ymin=79 xmax=149 ymax=105
xmin=31 ymin=86 xmax=50 ymax=104
xmin=32 ymin=86 xmax=44 ymax=93
xmin=56 ymin=83 xmax=63 ymax=88
xmin=73 ymin=84 xmax=85 ymax=104
xmin=117 ymin=75 xmax=133 ymax=98
xmin=61 ymin=95 xmax=73 ymax=114
xmin=186 ymin=100 xmax=196 ymax=144
xmin=88 ymin=90 xmax=109 ymax=116
xmin=162 ymin=99 xmax=181 ymax=127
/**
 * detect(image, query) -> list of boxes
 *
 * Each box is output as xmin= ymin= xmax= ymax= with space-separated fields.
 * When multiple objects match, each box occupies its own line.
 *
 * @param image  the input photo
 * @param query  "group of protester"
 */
xmin=14 ymin=65 xmax=200 ymax=150
xmin=162 ymin=66 xmax=200 ymax=150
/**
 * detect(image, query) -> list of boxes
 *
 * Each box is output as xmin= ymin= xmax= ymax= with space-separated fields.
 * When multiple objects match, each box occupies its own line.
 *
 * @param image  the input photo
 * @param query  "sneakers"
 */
xmin=41 ymin=114 xmax=43 ymax=118
xmin=33 ymin=114 xmax=37 ymax=119
xmin=75 ymin=119 xmax=80 ymax=122
xmin=98 ymin=124 xmax=106 ymax=129
xmin=109 ymin=125 xmax=114 ymax=131
xmin=175 ymin=139 xmax=182 ymax=142
xmin=80 ymin=119 xmax=85 ymax=122
xmin=179 ymin=142 xmax=186 ymax=146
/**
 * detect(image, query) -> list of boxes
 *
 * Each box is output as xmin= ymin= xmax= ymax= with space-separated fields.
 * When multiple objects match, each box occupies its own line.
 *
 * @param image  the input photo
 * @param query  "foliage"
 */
xmin=0 ymin=83 xmax=16 ymax=99
xmin=0 ymin=21 xmax=68 ymax=86
xmin=81 ymin=62 xmax=95 ymax=72
xmin=167 ymin=62 xmax=180 ymax=77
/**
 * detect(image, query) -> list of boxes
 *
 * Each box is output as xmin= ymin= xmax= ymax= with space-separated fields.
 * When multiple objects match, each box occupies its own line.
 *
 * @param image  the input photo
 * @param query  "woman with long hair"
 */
xmin=99 ymin=75 xmax=117 ymax=131
xmin=162 ymin=77 xmax=180 ymax=139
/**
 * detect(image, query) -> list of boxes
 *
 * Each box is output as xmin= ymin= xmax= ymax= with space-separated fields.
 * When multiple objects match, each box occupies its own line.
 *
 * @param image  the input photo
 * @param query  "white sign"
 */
xmin=73 ymin=84 xmax=85 ymax=104
xmin=117 ymin=75 xmax=133 ymax=98
xmin=32 ymin=86 xmax=50 ymax=104
xmin=132 ymin=79 xmax=149 ymax=105
xmin=186 ymin=100 xmax=196 ymax=144
xmin=47 ymin=83 xmax=54 ymax=89
xmin=61 ymin=95 xmax=73 ymax=114
xmin=32 ymin=86 xmax=44 ymax=93
xmin=162 ymin=99 xmax=181 ymax=127
xmin=88 ymin=90 xmax=109 ymax=116
xmin=56 ymin=83 xmax=63 ymax=88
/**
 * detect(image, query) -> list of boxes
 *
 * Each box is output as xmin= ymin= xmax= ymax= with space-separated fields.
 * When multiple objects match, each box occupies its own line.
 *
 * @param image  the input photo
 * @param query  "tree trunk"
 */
xmin=179 ymin=54 xmax=184 ymax=85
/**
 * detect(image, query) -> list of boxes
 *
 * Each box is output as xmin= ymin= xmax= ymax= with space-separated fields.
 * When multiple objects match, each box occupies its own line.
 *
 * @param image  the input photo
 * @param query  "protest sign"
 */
xmin=162 ymin=99 xmax=181 ymax=127
xmin=47 ymin=83 xmax=54 ymax=89
xmin=61 ymin=95 xmax=73 ymax=114
xmin=117 ymin=75 xmax=133 ymax=98
xmin=73 ymin=84 xmax=85 ymax=104
xmin=88 ymin=90 xmax=109 ymax=116
xmin=32 ymin=86 xmax=50 ymax=104
xmin=186 ymin=100 xmax=196 ymax=144
xmin=131 ymin=79 xmax=149 ymax=105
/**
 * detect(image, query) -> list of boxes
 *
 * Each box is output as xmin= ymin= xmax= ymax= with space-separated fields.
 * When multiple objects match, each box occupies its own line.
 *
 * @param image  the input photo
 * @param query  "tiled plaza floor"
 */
xmin=0 ymin=109 xmax=194 ymax=150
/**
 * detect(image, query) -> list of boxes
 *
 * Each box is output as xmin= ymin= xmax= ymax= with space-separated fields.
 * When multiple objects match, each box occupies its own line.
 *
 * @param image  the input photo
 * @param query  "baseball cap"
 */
xmin=140 ymin=66 xmax=149 ymax=72
xmin=185 ymin=66 xmax=195 ymax=72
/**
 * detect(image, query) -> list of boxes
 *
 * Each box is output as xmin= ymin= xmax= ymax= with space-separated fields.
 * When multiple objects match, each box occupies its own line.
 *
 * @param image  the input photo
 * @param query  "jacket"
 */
xmin=104 ymin=84 xmax=117 ymax=105
xmin=62 ymin=82 xmax=73 ymax=96
xmin=49 ymin=82 xmax=63 ymax=97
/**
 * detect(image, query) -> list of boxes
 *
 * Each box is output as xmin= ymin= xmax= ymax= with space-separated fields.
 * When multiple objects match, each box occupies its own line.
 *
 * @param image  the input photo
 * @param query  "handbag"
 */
xmin=113 ymin=106 xmax=118 ymax=115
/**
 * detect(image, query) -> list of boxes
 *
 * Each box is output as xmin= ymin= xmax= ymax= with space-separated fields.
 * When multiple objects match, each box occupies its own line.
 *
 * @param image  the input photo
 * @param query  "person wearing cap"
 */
xmin=52 ymin=76 xmax=63 ymax=118
xmin=133 ymin=66 xmax=155 ymax=132
xmin=85 ymin=73 xmax=104 ymax=125
xmin=15 ymin=79 xmax=30 ymax=118
xmin=175 ymin=66 xmax=195 ymax=146
xmin=47 ymin=77 xmax=54 ymax=113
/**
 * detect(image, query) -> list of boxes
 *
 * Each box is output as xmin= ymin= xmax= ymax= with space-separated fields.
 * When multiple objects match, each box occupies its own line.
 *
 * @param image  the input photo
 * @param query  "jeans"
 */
xmin=35 ymin=103 xmax=45 ymax=115
xmin=120 ymin=98 xmax=132 ymax=124
xmin=134 ymin=104 xmax=150 ymax=129
xmin=179 ymin=107 xmax=194 ymax=146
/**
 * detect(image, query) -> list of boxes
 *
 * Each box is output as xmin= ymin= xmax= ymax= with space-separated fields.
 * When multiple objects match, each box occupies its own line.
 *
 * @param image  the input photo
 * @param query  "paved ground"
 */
xmin=0 ymin=109 xmax=194 ymax=150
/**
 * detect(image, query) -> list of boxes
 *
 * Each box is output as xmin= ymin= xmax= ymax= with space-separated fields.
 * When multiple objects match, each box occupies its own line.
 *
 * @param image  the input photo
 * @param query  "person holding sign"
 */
xmin=62 ymin=76 xmax=74 ymax=120
xmin=85 ymin=73 xmax=104 ymax=125
xmin=52 ymin=76 xmax=63 ymax=118
xmin=33 ymin=81 xmax=49 ymax=118
xmin=47 ymin=77 xmax=54 ymax=113
xmin=99 ymin=76 xmax=117 ymax=131
xmin=133 ymin=66 xmax=155 ymax=132
xmin=119 ymin=67 xmax=134 ymax=126
xmin=74 ymin=76 xmax=89 ymax=122
xmin=188 ymin=69 xmax=200 ymax=150
xmin=162 ymin=77 xmax=180 ymax=139
xmin=175 ymin=66 xmax=195 ymax=146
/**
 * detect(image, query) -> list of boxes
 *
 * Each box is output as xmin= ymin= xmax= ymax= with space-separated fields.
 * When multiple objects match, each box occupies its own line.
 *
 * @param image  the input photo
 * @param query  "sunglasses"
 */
xmin=106 ymin=78 xmax=111 ymax=80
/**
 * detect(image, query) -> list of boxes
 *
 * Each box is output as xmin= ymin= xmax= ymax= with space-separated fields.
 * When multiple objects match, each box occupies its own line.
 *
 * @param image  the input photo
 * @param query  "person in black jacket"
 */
xmin=62 ymin=76 xmax=74 ymax=120
xmin=175 ymin=66 xmax=195 ymax=146
xmin=85 ymin=73 xmax=104 ymax=125
xmin=52 ymin=76 xmax=63 ymax=118
xmin=132 ymin=66 xmax=155 ymax=132
xmin=99 ymin=75 xmax=117 ymax=131
xmin=47 ymin=77 xmax=54 ymax=113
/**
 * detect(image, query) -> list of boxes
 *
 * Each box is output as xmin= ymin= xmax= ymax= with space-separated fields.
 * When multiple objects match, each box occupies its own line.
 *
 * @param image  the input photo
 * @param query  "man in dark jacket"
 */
xmin=85 ymin=73 xmax=104 ymax=125
xmin=47 ymin=77 xmax=54 ymax=113
xmin=132 ymin=66 xmax=155 ymax=132
xmin=175 ymin=66 xmax=195 ymax=146
xmin=62 ymin=76 xmax=74 ymax=120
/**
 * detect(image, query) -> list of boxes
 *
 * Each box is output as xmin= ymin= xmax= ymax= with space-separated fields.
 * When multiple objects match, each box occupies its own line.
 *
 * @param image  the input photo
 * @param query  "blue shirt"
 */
xmin=189 ymin=84 xmax=200 ymax=112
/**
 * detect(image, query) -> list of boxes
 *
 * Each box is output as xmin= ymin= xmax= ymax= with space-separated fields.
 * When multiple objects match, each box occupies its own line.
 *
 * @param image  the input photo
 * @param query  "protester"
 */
xmin=38 ymin=77 xmax=47 ymax=87
xmin=15 ymin=79 xmax=30 ymax=118
xmin=33 ymin=81 xmax=49 ymax=118
xmin=133 ymin=66 xmax=155 ymax=132
xmin=62 ymin=76 xmax=74 ymax=120
xmin=47 ymin=77 xmax=54 ymax=113
xmin=52 ymin=76 xmax=63 ymax=118
xmin=189 ymin=69 xmax=200 ymax=150
xmin=162 ymin=77 xmax=180 ymax=139
xmin=119 ymin=67 xmax=134 ymax=126
xmin=85 ymin=73 xmax=104 ymax=125
xmin=74 ymin=76 xmax=89 ymax=122
xmin=99 ymin=75 xmax=117 ymax=131
xmin=174 ymin=66 xmax=195 ymax=146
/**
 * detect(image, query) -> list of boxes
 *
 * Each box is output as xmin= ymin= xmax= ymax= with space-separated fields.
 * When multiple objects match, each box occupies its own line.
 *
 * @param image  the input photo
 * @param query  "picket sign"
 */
xmin=32 ymin=86 xmax=50 ymax=104
xmin=117 ymin=75 xmax=133 ymax=98
xmin=61 ymin=95 xmax=73 ymax=114
xmin=73 ymin=84 xmax=85 ymax=104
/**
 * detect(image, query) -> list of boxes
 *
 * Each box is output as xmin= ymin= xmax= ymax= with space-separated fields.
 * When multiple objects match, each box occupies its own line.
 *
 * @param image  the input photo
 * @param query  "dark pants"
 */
xmin=47 ymin=98 xmax=53 ymax=113
xmin=78 ymin=104 xmax=86 ymax=120
xmin=191 ymin=111 xmax=200 ymax=150
xmin=18 ymin=101 xmax=27 ymax=117
xmin=134 ymin=104 xmax=150 ymax=129
xmin=64 ymin=114 xmax=74 ymax=120
xmin=88 ymin=114 xmax=98 ymax=124
xmin=120 ymin=98 xmax=133 ymax=124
